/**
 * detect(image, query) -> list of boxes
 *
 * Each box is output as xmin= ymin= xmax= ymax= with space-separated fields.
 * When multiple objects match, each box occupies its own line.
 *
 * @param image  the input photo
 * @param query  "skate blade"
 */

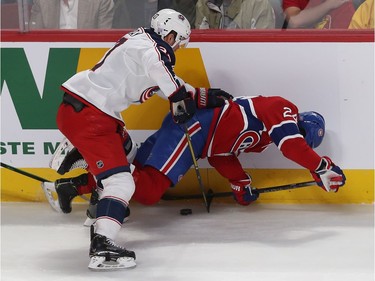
xmin=88 ymin=256 xmax=136 ymax=271
xmin=41 ymin=182 xmax=62 ymax=213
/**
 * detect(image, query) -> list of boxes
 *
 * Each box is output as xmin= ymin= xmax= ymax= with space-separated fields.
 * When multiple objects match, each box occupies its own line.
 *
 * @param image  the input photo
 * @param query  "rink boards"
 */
xmin=1 ymin=30 xmax=374 ymax=203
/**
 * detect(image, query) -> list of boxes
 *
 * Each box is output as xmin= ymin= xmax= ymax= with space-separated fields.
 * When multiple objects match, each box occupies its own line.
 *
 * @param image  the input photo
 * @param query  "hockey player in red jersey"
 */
xmin=131 ymin=95 xmax=346 ymax=205
xmin=55 ymin=8 xmax=231 ymax=270
xmin=52 ymin=94 xmax=346 ymax=215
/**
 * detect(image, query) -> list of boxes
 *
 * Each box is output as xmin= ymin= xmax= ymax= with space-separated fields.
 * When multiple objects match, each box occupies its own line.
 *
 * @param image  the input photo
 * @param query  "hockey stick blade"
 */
xmin=161 ymin=181 xmax=317 ymax=201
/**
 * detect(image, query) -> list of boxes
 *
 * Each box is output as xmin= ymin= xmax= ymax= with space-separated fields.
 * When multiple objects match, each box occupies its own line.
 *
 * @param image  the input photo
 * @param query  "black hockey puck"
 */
xmin=180 ymin=208 xmax=192 ymax=215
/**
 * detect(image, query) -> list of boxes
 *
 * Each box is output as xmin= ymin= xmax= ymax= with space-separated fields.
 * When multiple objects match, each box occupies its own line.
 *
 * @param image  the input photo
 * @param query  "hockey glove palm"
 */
xmin=168 ymin=86 xmax=196 ymax=124
xmin=230 ymin=174 xmax=259 ymax=206
xmin=311 ymin=156 xmax=346 ymax=192
xmin=195 ymin=88 xmax=233 ymax=109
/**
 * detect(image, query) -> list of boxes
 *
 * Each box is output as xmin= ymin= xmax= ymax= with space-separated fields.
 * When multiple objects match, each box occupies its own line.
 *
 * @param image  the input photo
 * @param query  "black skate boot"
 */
xmin=54 ymin=173 xmax=88 ymax=213
xmin=88 ymin=233 xmax=136 ymax=270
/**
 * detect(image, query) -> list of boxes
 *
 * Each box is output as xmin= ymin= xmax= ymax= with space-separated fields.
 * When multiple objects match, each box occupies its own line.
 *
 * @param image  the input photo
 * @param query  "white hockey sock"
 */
xmin=95 ymin=218 xmax=121 ymax=241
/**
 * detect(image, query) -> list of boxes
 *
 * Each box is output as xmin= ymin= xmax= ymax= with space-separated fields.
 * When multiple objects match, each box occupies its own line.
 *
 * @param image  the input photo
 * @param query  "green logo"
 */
xmin=1 ymin=48 xmax=80 ymax=129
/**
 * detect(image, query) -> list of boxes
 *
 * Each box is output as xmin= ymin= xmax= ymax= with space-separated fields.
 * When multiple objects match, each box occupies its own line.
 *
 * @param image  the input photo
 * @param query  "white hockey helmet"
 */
xmin=151 ymin=9 xmax=191 ymax=49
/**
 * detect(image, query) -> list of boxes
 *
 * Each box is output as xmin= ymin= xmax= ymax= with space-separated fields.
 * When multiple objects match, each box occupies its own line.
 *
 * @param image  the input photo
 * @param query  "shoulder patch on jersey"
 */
xmin=140 ymin=86 xmax=159 ymax=103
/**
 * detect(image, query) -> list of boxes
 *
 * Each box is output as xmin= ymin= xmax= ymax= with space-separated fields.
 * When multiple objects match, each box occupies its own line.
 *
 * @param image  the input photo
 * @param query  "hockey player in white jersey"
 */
xmin=56 ymin=9 xmax=224 ymax=270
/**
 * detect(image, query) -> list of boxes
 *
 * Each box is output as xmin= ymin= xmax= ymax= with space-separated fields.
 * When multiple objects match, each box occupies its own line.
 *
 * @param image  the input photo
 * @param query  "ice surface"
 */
xmin=1 ymin=201 xmax=374 ymax=281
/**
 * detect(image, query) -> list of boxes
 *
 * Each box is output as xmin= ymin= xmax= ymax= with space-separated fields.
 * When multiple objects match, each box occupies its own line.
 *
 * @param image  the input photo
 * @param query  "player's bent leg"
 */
xmin=89 ymin=172 xmax=136 ymax=270
xmin=83 ymin=188 xmax=131 ymax=227
xmin=132 ymin=166 xmax=172 ymax=205
xmin=95 ymin=172 xmax=135 ymax=237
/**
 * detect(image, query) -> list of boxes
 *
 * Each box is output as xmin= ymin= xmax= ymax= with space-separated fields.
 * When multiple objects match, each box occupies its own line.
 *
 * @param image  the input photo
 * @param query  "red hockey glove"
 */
xmin=230 ymin=174 xmax=259 ymax=206
xmin=195 ymin=88 xmax=233 ymax=109
xmin=310 ymin=156 xmax=346 ymax=192
xmin=168 ymin=86 xmax=196 ymax=124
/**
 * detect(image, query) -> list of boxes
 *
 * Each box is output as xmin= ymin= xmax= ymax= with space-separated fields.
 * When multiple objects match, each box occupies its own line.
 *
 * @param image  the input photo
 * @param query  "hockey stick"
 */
xmin=1 ymin=162 xmax=51 ymax=183
xmin=0 ymin=162 xmax=63 ymax=212
xmin=161 ymin=180 xmax=317 ymax=201
xmin=184 ymin=124 xmax=211 ymax=213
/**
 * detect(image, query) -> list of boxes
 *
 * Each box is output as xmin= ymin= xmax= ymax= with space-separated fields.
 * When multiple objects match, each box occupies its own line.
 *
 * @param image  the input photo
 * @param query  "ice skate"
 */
xmin=55 ymin=174 xmax=87 ymax=213
xmin=88 ymin=233 xmax=136 ymax=270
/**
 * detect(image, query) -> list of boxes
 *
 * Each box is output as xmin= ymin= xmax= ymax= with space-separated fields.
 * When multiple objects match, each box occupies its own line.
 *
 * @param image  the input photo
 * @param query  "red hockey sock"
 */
xmin=132 ymin=166 xmax=172 ymax=205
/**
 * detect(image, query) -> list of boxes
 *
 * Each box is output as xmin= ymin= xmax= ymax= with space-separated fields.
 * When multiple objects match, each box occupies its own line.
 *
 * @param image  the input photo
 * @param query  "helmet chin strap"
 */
xmin=162 ymin=34 xmax=180 ymax=49
xmin=171 ymin=40 xmax=180 ymax=49
xmin=172 ymin=38 xmax=189 ymax=49
xmin=162 ymin=32 xmax=189 ymax=50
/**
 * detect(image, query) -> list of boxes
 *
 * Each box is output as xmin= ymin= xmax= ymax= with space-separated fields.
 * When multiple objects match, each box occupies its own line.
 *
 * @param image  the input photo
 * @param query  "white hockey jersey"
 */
xmin=61 ymin=28 xmax=185 ymax=121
